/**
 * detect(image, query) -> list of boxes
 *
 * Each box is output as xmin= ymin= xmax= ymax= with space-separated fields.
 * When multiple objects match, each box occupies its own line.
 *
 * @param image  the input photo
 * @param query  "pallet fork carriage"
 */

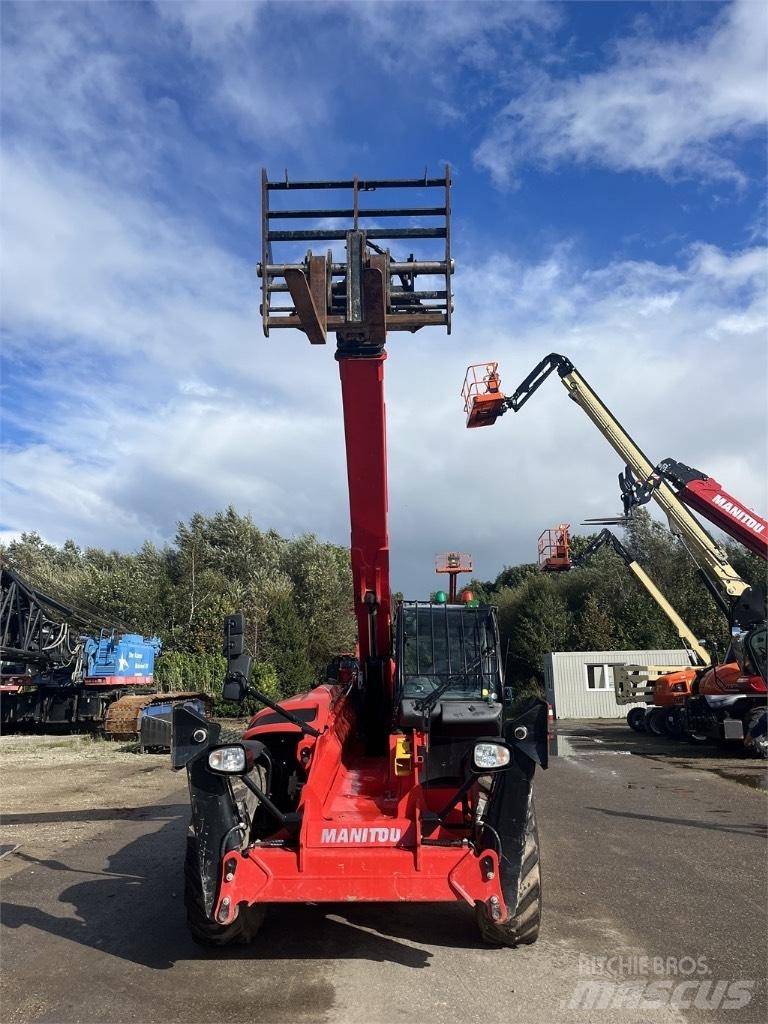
xmin=173 ymin=170 xmax=549 ymax=949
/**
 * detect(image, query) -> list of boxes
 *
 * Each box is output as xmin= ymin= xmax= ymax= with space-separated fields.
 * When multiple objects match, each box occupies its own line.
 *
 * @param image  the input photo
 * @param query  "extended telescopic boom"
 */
xmin=623 ymin=458 xmax=768 ymax=561
xmin=260 ymin=169 xmax=453 ymax=704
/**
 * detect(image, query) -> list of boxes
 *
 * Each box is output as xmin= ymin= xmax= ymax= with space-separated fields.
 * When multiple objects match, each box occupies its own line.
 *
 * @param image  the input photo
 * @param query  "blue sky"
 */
xmin=1 ymin=0 xmax=766 ymax=595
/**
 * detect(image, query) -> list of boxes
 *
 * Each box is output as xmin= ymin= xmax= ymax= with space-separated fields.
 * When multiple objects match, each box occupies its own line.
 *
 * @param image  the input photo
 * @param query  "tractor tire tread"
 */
xmin=745 ymin=708 xmax=768 ymax=759
xmin=646 ymin=708 xmax=667 ymax=737
xmin=217 ymin=725 xmax=246 ymax=745
xmin=627 ymin=707 xmax=647 ymax=733
xmin=184 ymin=832 xmax=264 ymax=946
xmin=476 ymin=797 xmax=541 ymax=948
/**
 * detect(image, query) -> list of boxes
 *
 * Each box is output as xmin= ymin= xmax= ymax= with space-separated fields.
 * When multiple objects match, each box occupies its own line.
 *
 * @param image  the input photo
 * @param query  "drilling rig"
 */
xmin=0 ymin=565 xmax=207 ymax=742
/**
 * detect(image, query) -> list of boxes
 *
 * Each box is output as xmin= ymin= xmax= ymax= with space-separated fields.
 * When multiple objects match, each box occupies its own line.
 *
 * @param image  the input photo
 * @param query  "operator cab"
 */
xmin=395 ymin=600 xmax=503 ymax=733
xmin=395 ymin=600 xmax=504 ymax=784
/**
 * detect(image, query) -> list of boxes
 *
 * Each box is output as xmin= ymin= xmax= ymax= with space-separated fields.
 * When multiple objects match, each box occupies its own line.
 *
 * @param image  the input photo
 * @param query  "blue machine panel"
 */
xmin=83 ymin=632 xmax=162 ymax=679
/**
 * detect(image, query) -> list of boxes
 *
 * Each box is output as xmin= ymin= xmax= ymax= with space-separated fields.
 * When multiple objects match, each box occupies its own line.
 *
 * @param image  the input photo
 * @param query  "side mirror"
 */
xmin=225 ymin=613 xmax=246 ymax=657
xmin=222 ymin=674 xmax=248 ymax=703
xmin=222 ymin=613 xmax=252 ymax=703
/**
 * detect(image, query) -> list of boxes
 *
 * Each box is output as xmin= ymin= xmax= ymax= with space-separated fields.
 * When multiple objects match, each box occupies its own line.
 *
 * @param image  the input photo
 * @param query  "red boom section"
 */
xmin=338 ymin=354 xmax=393 ymax=676
xmin=679 ymin=478 xmax=767 ymax=560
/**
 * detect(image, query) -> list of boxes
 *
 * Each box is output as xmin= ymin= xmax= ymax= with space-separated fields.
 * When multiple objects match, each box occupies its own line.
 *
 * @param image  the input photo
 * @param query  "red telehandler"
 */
xmin=171 ymin=171 xmax=549 ymax=948
xmin=621 ymin=458 xmax=767 ymax=561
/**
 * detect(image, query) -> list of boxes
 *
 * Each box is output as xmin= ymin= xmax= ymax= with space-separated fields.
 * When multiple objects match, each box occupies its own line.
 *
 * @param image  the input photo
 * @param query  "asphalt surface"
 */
xmin=1 ymin=721 xmax=766 ymax=1024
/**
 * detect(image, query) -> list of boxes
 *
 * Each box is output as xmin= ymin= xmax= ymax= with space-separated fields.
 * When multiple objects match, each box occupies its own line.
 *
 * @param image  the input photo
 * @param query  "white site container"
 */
xmin=543 ymin=649 xmax=693 ymax=719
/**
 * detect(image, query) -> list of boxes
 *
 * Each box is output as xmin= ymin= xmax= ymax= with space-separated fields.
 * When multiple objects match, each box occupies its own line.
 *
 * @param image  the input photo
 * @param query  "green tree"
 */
xmin=499 ymin=576 xmax=573 ymax=684
xmin=575 ymin=592 xmax=616 ymax=650
xmin=260 ymin=591 xmax=315 ymax=697
xmin=494 ymin=563 xmax=540 ymax=591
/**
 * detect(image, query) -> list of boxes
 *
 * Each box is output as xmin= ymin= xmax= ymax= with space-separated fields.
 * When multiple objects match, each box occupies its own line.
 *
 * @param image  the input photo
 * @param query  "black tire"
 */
xmin=685 ymin=728 xmax=710 ymax=745
xmin=664 ymin=708 xmax=684 ymax=738
xmin=627 ymin=707 xmax=647 ymax=732
xmin=476 ymin=796 xmax=541 ymax=947
xmin=217 ymin=725 xmax=246 ymax=744
xmin=184 ymin=831 xmax=265 ymax=946
xmin=744 ymin=708 xmax=768 ymax=759
xmin=645 ymin=707 xmax=668 ymax=736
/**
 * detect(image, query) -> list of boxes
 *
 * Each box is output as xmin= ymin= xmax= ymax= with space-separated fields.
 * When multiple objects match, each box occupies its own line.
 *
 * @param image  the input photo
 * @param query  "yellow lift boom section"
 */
xmin=574 ymin=528 xmax=710 ymax=667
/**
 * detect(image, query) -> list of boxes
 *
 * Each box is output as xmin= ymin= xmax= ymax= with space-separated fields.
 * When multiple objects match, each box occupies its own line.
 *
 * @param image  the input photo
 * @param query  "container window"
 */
xmin=585 ymin=664 xmax=620 ymax=690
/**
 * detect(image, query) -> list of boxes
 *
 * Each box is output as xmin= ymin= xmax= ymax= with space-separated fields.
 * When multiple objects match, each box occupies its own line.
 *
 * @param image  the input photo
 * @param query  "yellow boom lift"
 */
xmin=462 ymin=355 xmax=767 ymax=755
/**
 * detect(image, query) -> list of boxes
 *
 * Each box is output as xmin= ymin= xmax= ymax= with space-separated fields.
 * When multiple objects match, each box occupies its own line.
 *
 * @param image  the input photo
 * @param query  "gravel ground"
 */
xmin=0 ymin=735 xmax=172 ymax=867
xmin=1 ymin=733 xmax=143 ymax=764
xmin=1 ymin=720 xmax=766 ymax=1024
xmin=0 ymin=722 xmax=251 ymax=866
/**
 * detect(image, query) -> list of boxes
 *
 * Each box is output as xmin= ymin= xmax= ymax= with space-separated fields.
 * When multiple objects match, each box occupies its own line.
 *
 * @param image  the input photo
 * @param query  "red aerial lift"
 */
xmin=172 ymin=171 xmax=549 ymax=949
xmin=435 ymin=552 xmax=474 ymax=602
xmin=537 ymin=526 xmax=571 ymax=572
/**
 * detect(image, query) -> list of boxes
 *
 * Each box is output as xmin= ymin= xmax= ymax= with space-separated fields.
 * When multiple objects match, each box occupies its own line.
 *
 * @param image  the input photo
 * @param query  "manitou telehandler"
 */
xmin=462 ymin=357 xmax=767 ymax=757
xmin=171 ymin=171 xmax=548 ymax=948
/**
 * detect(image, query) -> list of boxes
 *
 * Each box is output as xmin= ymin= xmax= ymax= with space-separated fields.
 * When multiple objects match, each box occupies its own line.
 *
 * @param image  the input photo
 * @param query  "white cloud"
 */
xmin=689 ymin=242 xmax=767 ymax=282
xmin=0 ymin=0 xmax=331 ymax=211
xmin=0 ymin=150 xmax=257 ymax=378
xmin=157 ymin=0 xmax=328 ymax=144
xmin=475 ymin=0 xmax=768 ymax=186
xmin=154 ymin=0 xmax=558 ymax=144
xmin=156 ymin=0 xmax=261 ymax=47
xmin=1 ymin=0 xmax=765 ymax=597
xmin=344 ymin=0 xmax=559 ymax=69
xmin=2 ymin=140 xmax=765 ymax=590
xmin=178 ymin=380 xmax=230 ymax=398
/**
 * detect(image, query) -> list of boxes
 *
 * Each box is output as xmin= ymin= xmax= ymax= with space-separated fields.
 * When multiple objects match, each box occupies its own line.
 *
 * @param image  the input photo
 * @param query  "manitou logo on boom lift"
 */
xmin=321 ymin=826 xmax=402 ymax=844
xmin=712 ymin=495 xmax=765 ymax=535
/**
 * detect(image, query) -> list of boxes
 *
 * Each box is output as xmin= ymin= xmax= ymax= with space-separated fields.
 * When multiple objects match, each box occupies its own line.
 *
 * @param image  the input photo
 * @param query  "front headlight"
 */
xmin=208 ymin=746 xmax=247 ymax=774
xmin=473 ymin=741 xmax=511 ymax=771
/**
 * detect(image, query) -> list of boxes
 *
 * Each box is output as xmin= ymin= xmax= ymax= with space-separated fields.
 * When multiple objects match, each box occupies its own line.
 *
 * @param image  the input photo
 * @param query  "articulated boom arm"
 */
xmin=505 ymin=354 xmax=749 ymax=604
xmin=574 ymin=530 xmax=710 ymax=666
